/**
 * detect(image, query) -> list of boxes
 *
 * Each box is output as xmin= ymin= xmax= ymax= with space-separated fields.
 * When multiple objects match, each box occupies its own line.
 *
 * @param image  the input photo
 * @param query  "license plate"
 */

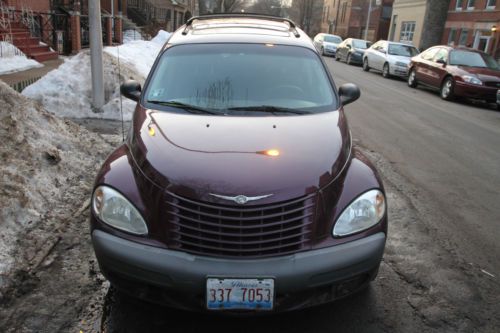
xmin=206 ymin=278 xmax=274 ymax=310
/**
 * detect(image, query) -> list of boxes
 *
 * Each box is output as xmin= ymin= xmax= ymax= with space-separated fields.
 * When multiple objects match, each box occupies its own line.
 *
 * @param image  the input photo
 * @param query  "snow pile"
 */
xmin=23 ymin=51 xmax=141 ymax=120
xmin=123 ymin=29 xmax=145 ymax=43
xmin=104 ymin=29 xmax=170 ymax=78
xmin=22 ymin=30 xmax=171 ymax=120
xmin=0 ymin=41 xmax=43 ymax=75
xmin=0 ymin=81 xmax=115 ymax=285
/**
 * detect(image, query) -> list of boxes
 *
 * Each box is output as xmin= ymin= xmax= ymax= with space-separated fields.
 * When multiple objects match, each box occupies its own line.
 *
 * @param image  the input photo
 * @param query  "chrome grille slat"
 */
xmin=169 ymin=211 xmax=313 ymax=230
xmin=169 ymin=220 xmax=312 ymax=237
xmin=167 ymin=200 xmax=315 ymax=221
xmin=166 ymin=192 xmax=316 ymax=258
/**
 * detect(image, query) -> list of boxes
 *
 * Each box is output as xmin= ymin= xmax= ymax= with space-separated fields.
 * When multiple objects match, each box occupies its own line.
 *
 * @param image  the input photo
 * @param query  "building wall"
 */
xmin=101 ymin=1 xmax=127 ymax=15
xmin=443 ymin=0 xmax=499 ymax=58
xmin=3 ymin=0 xmax=51 ymax=12
xmin=320 ymin=0 xmax=393 ymax=41
xmin=388 ymin=0 xmax=427 ymax=48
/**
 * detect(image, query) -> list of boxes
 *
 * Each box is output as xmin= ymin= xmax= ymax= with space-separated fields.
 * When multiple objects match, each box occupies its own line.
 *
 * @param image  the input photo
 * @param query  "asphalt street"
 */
xmin=95 ymin=58 xmax=500 ymax=332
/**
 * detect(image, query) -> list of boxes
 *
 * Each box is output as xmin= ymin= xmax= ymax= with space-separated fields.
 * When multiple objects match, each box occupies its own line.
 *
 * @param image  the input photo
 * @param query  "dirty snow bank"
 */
xmin=21 ymin=30 xmax=170 ymax=121
xmin=0 ymin=81 xmax=115 ymax=288
xmin=0 ymin=42 xmax=43 ymax=74
xmin=22 ymin=51 xmax=141 ymax=120
xmin=104 ymin=29 xmax=170 ymax=78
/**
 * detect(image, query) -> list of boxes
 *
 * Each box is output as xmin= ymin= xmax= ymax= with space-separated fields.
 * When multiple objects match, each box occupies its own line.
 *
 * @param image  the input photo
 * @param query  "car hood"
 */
xmin=387 ymin=54 xmax=412 ymax=64
xmin=129 ymin=107 xmax=351 ymax=204
xmin=454 ymin=66 xmax=500 ymax=82
xmin=324 ymin=42 xmax=339 ymax=48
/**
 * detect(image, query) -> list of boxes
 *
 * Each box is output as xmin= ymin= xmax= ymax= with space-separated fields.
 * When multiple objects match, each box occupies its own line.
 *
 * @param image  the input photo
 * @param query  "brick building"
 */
xmin=442 ymin=0 xmax=500 ymax=58
xmin=387 ymin=0 xmax=449 ymax=50
xmin=320 ymin=0 xmax=393 ymax=42
xmin=1 ymin=0 xmax=126 ymax=57
xmin=127 ymin=0 xmax=197 ymax=32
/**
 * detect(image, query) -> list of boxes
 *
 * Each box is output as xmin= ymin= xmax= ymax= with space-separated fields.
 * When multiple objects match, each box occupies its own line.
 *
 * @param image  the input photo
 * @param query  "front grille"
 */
xmin=484 ymin=81 xmax=500 ymax=88
xmin=165 ymin=192 xmax=316 ymax=258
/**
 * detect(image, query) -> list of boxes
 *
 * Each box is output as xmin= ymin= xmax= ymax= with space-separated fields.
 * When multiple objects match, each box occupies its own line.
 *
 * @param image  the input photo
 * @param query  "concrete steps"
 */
xmin=0 ymin=20 xmax=58 ymax=62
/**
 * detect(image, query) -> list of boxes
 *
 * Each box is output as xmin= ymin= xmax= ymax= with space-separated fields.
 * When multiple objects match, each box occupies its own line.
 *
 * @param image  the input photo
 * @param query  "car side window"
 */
xmin=433 ymin=49 xmax=448 ymax=63
xmin=421 ymin=47 xmax=439 ymax=61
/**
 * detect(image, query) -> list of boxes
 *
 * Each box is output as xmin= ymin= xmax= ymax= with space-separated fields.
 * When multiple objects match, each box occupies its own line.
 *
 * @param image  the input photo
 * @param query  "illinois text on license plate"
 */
xmin=206 ymin=278 xmax=274 ymax=310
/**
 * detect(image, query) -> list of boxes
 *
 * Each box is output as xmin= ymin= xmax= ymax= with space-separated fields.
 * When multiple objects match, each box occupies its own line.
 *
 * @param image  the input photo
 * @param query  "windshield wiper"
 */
xmin=146 ymin=100 xmax=221 ymax=115
xmin=227 ymin=105 xmax=309 ymax=115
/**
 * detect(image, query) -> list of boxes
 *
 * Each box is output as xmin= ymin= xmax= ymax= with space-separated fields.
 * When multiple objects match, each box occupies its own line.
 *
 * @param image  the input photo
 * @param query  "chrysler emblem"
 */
xmin=209 ymin=193 xmax=273 ymax=204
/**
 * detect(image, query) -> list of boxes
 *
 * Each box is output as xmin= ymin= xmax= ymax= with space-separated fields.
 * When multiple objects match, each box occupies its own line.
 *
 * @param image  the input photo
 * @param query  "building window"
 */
xmin=455 ymin=0 xmax=463 ymax=10
xmin=466 ymin=0 xmax=475 ymax=10
xmin=399 ymin=21 xmax=416 ymax=43
xmin=459 ymin=29 xmax=469 ymax=46
xmin=448 ymin=28 xmax=457 ymax=45
xmin=486 ymin=0 xmax=496 ymax=9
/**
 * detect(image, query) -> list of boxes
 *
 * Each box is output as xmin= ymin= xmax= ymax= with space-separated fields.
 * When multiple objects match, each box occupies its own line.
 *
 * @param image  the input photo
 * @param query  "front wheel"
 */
xmin=408 ymin=68 xmax=418 ymax=88
xmin=347 ymin=54 xmax=352 ymax=65
xmin=441 ymin=77 xmax=455 ymax=101
xmin=363 ymin=58 xmax=370 ymax=71
xmin=382 ymin=63 xmax=391 ymax=78
xmin=321 ymin=46 xmax=325 ymax=56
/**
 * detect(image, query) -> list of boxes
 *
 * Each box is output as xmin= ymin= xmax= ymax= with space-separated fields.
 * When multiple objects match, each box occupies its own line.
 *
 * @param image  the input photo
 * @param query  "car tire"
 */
xmin=408 ymin=68 xmax=418 ymax=88
xmin=363 ymin=58 xmax=370 ymax=71
xmin=321 ymin=46 xmax=325 ymax=56
xmin=441 ymin=77 xmax=455 ymax=101
xmin=347 ymin=54 xmax=352 ymax=65
xmin=335 ymin=53 xmax=340 ymax=61
xmin=382 ymin=63 xmax=391 ymax=78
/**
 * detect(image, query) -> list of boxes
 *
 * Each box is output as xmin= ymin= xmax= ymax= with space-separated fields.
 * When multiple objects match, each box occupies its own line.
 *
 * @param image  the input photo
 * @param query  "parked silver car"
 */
xmin=313 ymin=33 xmax=343 ymax=56
xmin=363 ymin=40 xmax=419 ymax=78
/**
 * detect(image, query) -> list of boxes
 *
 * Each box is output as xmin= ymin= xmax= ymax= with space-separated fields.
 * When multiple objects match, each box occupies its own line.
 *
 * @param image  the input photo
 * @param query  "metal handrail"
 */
xmin=182 ymin=13 xmax=300 ymax=38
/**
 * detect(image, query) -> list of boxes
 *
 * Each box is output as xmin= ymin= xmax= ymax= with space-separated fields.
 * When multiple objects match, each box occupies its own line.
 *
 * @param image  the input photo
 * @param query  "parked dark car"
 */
xmin=408 ymin=46 xmax=500 ymax=106
xmin=90 ymin=14 xmax=387 ymax=313
xmin=335 ymin=38 xmax=372 ymax=65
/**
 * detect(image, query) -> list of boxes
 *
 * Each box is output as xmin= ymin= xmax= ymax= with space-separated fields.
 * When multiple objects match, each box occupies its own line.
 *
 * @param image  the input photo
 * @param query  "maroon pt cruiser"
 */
xmin=90 ymin=14 xmax=387 ymax=313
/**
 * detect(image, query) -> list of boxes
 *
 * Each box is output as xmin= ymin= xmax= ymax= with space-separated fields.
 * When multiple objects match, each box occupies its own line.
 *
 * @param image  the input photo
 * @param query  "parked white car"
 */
xmin=313 ymin=33 xmax=343 ymax=56
xmin=363 ymin=40 xmax=419 ymax=78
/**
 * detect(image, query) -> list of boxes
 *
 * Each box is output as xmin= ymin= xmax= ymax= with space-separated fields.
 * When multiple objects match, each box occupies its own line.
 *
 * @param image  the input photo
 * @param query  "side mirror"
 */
xmin=338 ymin=83 xmax=360 ymax=106
xmin=347 ymin=44 xmax=351 ymax=49
xmin=436 ymin=59 xmax=446 ymax=66
xmin=121 ymin=80 xmax=141 ymax=101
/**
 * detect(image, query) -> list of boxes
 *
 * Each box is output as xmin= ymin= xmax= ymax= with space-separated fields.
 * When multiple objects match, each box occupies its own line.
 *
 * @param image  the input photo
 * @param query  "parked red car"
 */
xmin=408 ymin=46 xmax=500 ymax=107
xmin=90 ymin=14 xmax=387 ymax=313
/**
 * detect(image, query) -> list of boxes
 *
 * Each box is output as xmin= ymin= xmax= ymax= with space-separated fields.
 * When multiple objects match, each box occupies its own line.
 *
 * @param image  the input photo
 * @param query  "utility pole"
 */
xmin=364 ymin=0 xmax=373 ymax=40
xmin=89 ymin=0 xmax=105 ymax=110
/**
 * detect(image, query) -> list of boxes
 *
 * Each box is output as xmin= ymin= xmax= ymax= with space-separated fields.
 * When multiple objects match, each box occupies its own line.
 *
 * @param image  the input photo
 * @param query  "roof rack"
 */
xmin=182 ymin=13 xmax=301 ymax=38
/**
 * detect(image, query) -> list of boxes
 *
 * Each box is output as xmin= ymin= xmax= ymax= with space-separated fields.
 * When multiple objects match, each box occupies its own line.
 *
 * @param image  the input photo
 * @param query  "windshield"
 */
xmin=324 ymin=35 xmax=342 ymax=44
xmin=352 ymin=40 xmax=370 ymax=49
xmin=388 ymin=44 xmax=419 ymax=57
xmin=449 ymin=50 xmax=499 ymax=70
xmin=144 ymin=44 xmax=336 ymax=114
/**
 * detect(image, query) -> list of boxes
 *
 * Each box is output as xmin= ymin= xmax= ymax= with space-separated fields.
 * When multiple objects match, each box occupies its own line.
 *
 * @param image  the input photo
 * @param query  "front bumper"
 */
xmin=349 ymin=53 xmax=364 ymax=64
xmin=390 ymin=65 xmax=409 ymax=77
xmin=454 ymin=81 xmax=498 ymax=102
xmin=92 ymin=230 xmax=386 ymax=312
xmin=324 ymin=48 xmax=336 ymax=56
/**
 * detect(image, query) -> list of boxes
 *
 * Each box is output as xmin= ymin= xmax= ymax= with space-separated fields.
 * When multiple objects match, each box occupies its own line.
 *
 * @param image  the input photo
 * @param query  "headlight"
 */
xmin=92 ymin=186 xmax=148 ymax=235
xmin=333 ymin=190 xmax=386 ymax=237
xmin=462 ymin=75 xmax=482 ymax=85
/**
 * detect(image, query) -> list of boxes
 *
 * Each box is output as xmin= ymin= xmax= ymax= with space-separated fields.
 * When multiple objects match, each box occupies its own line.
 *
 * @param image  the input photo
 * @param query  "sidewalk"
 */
xmin=0 ymin=58 xmax=64 ymax=91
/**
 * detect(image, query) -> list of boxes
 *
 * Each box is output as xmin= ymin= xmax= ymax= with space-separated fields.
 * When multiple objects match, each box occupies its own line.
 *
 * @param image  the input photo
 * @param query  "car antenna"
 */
xmin=117 ymin=44 xmax=125 ymax=142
